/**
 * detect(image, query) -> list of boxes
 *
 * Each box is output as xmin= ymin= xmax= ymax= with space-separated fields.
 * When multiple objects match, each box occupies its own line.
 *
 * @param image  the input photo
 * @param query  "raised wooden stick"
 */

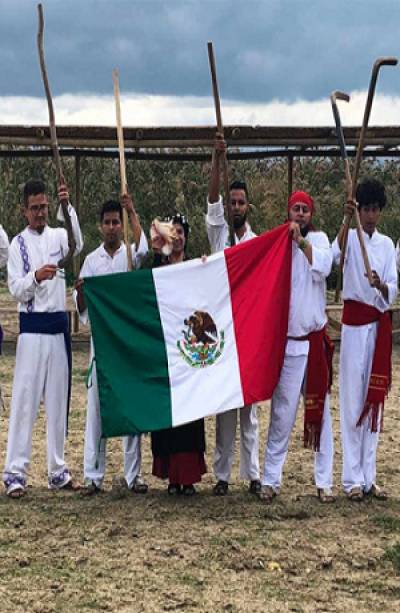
xmin=112 ymin=69 xmax=133 ymax=271
xmin=207 ymin=42 xmax=235 ymax=247
xmin=37 ymin=3 xmax=76 ymax=268
xmin=331 ymin=91 xmax=373 ymax=301
xmin=336 ymin=57 xmax=397 ymax=298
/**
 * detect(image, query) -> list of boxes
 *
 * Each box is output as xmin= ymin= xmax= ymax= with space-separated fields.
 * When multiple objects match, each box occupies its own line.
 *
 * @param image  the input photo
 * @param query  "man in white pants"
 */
xmin=332 ymin=178 xmax=397 ymax=500
xmin=260 ymin=190 xmax=335 ymax=504
xmin=3 ymin=178 xmax=83 ymax=498
xmin=206 ymin=133 xmax=260 ymax=496
xmin=75 ymin=196 xmax=148 ymax=494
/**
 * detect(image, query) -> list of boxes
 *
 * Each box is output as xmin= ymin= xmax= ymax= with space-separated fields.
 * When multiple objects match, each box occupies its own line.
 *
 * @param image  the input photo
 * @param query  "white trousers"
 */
xmin=262 ymin=352 xmax=334 ymax=489
xmin=3 ymin=333 xmax=69 ymax=484
xmin=340 ymin=322 xmax=379 ymax=492
xmin=213 ymin=405 xmax=260 ymax=482
xmin=84 ymin=359 xmax=142 ymax=489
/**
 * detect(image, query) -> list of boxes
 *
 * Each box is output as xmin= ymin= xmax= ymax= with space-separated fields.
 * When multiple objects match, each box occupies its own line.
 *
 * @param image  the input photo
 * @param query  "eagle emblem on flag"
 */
xmin=177 ymin=310 xmax=225 ymax=368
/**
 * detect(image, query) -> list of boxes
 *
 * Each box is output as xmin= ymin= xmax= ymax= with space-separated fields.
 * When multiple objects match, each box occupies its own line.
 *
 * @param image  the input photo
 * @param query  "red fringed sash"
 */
xmin=304 ymin=327 xmax=334 ymax=451
xmin=342 ymin=300 xmax=392 ymax=432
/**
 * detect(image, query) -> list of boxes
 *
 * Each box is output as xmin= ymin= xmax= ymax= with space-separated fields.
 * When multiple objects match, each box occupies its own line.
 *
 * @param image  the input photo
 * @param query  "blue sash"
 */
xmin=19 ymin=312 xmax=72 ymax=433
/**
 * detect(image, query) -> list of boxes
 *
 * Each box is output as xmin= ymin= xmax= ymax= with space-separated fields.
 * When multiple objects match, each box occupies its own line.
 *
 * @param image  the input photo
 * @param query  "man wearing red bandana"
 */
xmin=259 ymin=191 xmax=335 ymax=504
xmin=332 ymin=178 xmax=398 ymax=500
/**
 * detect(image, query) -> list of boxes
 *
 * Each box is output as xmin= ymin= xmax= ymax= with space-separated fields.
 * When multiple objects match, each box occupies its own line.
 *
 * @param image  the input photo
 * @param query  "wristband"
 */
xmin=298 ymin=238 xmax=307 ymax=252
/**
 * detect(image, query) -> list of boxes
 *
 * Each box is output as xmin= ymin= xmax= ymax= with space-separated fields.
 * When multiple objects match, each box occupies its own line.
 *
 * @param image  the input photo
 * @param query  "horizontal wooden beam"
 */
xmin=1 ymin=124 xmax=400 ymax=149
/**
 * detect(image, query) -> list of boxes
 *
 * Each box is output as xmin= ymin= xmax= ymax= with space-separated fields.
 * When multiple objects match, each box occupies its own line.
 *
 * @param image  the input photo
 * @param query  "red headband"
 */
xmin=288 ymin=191 xmax=314 ymax=215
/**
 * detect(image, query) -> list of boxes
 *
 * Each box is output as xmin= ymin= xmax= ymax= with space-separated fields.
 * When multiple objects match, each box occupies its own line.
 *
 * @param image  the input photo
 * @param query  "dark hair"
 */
xmin=356 ymin=178 xmax=386 ymax=210
xmin=229 ymin=180 xmax=249 ymax=200
xmin=23 ymin=179 xmax=46 ymax=207
xmin=100 ymin=199 xmax=122 ymax=222
xmin=164 ymin=212 xmax=190 ymax=240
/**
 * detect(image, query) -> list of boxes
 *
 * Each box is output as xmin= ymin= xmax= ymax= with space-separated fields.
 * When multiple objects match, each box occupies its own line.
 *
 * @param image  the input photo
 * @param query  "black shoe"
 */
xmin=213 ymin=480 xmax=229 ymax=496
xmin=249 ymin=479 xmax=262 ymax=495
xmin=182 ymin=484 xmax=196 ymax=496
xmin=168 ymin=483 xmax=182 ymax=495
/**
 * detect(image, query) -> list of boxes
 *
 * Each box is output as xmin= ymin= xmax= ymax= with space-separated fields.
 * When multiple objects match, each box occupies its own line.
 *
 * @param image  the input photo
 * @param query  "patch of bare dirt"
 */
xmin=0 ymin=323 xmax=399 ymax=611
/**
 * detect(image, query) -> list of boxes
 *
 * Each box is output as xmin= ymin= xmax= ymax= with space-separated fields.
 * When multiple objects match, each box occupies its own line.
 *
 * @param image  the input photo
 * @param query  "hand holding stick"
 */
xmin=37 ymin=3 xmax=76 ymax=268
xmin=330 ymin=90 xmax=373 ymax=301
xmin=112 ymin=69 xmax=134 ymax=271
xmin=207 ymin=42 xmax=235 ymax=247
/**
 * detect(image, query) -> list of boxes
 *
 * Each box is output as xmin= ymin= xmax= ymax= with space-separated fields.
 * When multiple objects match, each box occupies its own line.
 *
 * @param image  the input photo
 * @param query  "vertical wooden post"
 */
xmin=287 ymin=153 xmax=293 ymax=198
xmin=73 ymin=154 xmax=81 ymax=334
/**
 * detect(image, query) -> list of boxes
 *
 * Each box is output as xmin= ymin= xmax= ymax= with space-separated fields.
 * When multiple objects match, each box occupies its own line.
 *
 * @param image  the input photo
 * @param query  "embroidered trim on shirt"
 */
xmin=17 ymin=234 xmax=34 ymax=313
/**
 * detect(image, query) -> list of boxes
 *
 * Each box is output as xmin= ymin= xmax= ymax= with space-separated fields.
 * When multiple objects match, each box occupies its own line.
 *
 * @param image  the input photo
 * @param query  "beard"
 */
xmin=300 ymin=224 xmax=310 ymax=237
xmin=233 ymin=213 xmax=246 ymax=230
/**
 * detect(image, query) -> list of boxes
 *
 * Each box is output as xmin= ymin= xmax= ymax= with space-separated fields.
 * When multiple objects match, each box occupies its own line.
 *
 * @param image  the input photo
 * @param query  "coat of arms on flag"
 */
xmin=177 ymin=310 xmax=225 ymax=368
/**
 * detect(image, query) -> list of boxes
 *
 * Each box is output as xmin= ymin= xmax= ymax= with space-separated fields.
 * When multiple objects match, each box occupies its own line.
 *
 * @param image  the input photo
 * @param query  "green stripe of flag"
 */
xmin=84 ymin=269 xmax=172 ymax=436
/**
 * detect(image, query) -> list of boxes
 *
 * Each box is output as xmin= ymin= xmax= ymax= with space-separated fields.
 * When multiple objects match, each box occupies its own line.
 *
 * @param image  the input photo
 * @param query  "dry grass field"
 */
xmin=0 ymin=291 xmax=399 ymax=612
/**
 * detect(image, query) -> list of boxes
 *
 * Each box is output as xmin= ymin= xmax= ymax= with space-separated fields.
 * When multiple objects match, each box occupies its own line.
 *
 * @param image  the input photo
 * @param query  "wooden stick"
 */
xmin=37 ymin=3 xmax=76 ymax=268
xmin=331 ymin=91 xmax=374 ymax=301
xmin=336 ymin=58 xmax=397 ymax=297
xmin=112 ymin=69 xmax=133 ymax=271
xmin=207 ymin=42 xmax=235 ymax=247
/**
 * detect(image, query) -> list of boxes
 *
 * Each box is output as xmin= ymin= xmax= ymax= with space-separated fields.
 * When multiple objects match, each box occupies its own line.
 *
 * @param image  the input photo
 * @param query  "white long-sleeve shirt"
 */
xmin=396 ymin=239 xmax=400 ymax=272
xmin=0 ymin=224 xmax=9 ymax=268
xmin=286 ymin=231 xmax=332 ymax=356
xmin=206 ymin=196 xmax=256 ymax=253
xmin=75 ymin=231 xmax=148 ymax=326
xmin=8 ymin=204 xmax=83 ymax=313
xmin=332 ymin=229 xmax=398 ymax=312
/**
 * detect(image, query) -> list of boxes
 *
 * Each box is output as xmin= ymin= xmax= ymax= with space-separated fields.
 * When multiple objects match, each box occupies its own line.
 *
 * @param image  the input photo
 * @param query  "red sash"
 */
xmin=342 ymin=300 xmax=392 ymax=432
xmin=304 ymin=327 xmax=334 ymax=451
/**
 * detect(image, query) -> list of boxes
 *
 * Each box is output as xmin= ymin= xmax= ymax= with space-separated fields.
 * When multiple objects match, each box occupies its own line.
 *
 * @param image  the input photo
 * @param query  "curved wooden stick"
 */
xmin=37 ymin=3 xmax=76 ymax=268
xmin=331 ymin=91 xmax=373 ymax=301
xmin=207 ymin=42 xmax=235 ymax=247
xmin=351 ymin=57 xmax=397 ymax=198
xmin=334 ymin=58 xmax=397 ymax=299
xmin=112 ymin=69 xmax=133 ymax=271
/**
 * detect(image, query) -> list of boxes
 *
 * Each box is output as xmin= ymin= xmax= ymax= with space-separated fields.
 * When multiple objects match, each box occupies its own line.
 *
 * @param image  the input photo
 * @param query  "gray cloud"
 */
xmin=0 ymin=0 xmax=399 ymax=103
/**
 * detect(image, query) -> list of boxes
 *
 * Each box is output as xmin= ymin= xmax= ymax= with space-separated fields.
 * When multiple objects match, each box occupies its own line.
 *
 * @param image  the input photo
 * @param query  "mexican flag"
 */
xmin=84 ymin=223 xmax=292 ymax=437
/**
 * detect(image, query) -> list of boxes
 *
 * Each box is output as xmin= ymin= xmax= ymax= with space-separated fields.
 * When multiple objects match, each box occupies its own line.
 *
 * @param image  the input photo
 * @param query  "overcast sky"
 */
xmin=1 ymin=0 xmax=399 ymax=125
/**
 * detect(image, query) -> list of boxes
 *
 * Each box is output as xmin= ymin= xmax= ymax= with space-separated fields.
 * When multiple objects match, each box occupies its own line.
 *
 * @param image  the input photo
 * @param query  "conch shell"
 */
xmin=150 ymin=218 xmax=178 ymax=256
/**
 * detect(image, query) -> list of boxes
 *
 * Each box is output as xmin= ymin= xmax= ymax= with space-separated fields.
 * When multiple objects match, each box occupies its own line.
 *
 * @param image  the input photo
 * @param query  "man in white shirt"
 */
xmin=206 ymin=133 xmax=260 ymax=496
xmin=75 ymin=196 xmax=148 ymax=494
xmin=3 ymin=178 xmax=83 ymax=498
xmin=259 ymin=191 xmax=335 ymax=504
xmin=332 ymin=178 xmax=398 ymax=500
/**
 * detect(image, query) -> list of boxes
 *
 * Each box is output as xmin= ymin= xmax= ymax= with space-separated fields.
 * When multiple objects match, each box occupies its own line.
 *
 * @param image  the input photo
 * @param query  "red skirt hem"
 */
xmin=152 ymin=451 xmax=207 ymax=485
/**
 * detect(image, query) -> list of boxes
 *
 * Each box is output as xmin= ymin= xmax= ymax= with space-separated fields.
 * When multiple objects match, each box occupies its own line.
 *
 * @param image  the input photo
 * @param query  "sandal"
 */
xmin=7 ymin=486 xmax=26 ymax=499
xmin=81 ymin=481 xmax=102 ymax=496
xmin=59 ymin=479 xmax=81 ymax=492
xmin=168 ymin=484 xmax=182 ymax=496
xmin=182 ymin=485 xmax=196 ymax=496
xmin=366 ymin=484 xmax=387 ymax=500
xmin=213 ymin=480 xmax=229 ymax=496
xmin=5 ymin=476 xmax=26 ymax=499
xmin=317 ymin=488 xmax=336 ymax=504
xmin=249 ymin=479 xmax=262 ymax=495
xmin=346 ymin=486 xmax=363 ymax=501
xmin=257 ymin=485 xmax=277 ymax=504
xmin=131 ymin=475 xmax=148 ymax=494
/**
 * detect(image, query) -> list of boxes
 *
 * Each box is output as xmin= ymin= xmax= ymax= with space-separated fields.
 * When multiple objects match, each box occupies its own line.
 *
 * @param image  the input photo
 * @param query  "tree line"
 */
xmin=1 ymin=150 xmax=399 ymax=289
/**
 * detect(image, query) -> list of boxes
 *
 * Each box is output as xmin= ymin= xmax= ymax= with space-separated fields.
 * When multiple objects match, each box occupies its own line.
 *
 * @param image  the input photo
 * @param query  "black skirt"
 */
xmin=151 ymin=419 xmax=206 ymax=457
